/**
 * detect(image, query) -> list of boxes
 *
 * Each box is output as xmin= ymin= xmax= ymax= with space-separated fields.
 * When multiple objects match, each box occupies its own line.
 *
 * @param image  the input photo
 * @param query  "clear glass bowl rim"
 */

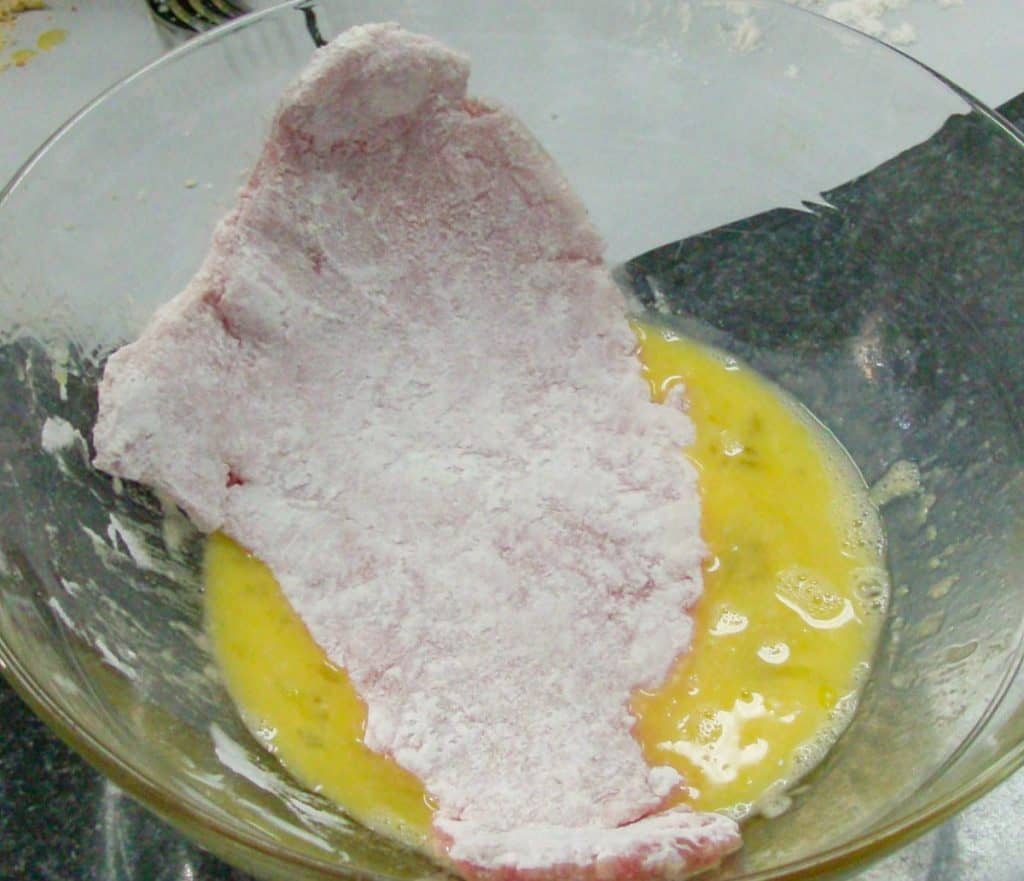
xmin=1 ymin=2 xmax=1023 ymax=879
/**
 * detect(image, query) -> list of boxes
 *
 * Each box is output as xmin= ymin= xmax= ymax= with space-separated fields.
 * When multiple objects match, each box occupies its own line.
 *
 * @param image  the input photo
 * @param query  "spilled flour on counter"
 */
xmin=93 ymin=23 xmax=740 ymax=881
xmin=791 ymin=0 xmax=968 ymax=46
xmin=40 ymin=415 xmax=81 ymax=453
xmin=807 ymin=0 xmax=922 ymax=45
xmin=715 ymin=0 xmax=969 ymax=49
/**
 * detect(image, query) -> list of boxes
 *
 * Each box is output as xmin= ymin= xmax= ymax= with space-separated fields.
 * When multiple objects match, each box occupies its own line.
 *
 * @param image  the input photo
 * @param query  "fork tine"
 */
xmin=208 ymin=0 xmax=248 ymax=17
xmin=186 ymin=0 xmax=227 ymax=26
xmin=168 ymin=0 xmax=207 ymax=29
xmin=147 ymin=0 xmax=200 ymax=32
xmin=148 ymin=0 xmax=248 ymax=32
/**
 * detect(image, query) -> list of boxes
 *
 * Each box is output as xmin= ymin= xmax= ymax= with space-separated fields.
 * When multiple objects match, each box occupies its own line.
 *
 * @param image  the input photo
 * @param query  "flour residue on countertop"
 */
xmin=716 ymin=0 xmax=969 ymax=50
xmin=797 ymin=0 xmax=968 ymax=46
xmin=40 ymin=414 xmax=81 ymax=453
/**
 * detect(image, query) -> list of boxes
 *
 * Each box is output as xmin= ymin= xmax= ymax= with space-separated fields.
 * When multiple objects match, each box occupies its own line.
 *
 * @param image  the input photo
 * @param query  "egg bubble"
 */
xmin=851 ymin=566 xmax=891 ymax=617
xmin=837 ymin=489 xmax=886 ymax=557
xmin=755 ymin=783 xmax=794 ymax=820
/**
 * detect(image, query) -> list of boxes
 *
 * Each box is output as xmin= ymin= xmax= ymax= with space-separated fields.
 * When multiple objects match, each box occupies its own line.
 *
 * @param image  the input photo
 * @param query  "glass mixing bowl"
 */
xmin=0 ymin=2 xmax=1021 ymax=879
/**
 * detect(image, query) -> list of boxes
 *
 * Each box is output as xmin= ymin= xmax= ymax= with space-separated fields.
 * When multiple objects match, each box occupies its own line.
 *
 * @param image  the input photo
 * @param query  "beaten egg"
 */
xmin=204 ymin=324 xmax=888 ymax=846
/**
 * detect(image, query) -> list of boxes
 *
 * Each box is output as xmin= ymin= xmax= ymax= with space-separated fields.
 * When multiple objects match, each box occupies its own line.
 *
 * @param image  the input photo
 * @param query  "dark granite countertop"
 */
xmin=0 ymin=678 xmax=245 ymax=881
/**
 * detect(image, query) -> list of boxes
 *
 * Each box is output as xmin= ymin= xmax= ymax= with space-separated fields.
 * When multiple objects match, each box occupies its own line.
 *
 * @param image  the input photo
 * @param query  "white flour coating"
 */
xmin=92 ymin=24 xmax=740 ymax=879
xmin=436 ymin=811 xmax=740 ymax=875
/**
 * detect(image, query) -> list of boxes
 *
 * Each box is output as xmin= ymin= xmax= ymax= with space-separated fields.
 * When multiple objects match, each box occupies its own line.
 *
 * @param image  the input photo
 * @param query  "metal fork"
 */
xmin=146 ymin=0 xmax=249 ymax=33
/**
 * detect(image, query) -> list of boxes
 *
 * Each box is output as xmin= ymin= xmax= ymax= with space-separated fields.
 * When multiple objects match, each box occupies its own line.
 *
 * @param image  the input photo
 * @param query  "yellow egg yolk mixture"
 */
xmin=203 ymin=325 xmax=887 ymax=846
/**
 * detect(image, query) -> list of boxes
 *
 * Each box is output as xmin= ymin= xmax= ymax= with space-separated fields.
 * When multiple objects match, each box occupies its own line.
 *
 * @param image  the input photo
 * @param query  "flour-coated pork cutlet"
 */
xmin=93 ymin=23 xmax=741 ymax=880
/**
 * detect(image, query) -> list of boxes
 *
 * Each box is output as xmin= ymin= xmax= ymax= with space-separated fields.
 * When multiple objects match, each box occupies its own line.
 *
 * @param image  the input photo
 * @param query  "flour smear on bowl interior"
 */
xmin=91 ymin=23 xmax=888 ymax=881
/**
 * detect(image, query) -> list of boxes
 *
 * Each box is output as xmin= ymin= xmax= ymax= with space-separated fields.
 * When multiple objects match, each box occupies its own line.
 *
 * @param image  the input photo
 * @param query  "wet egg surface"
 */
xmin=203 ymin=324 xmax=887 ymax=843
xmin=630 ymin=325 xmax=886 ymax=819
